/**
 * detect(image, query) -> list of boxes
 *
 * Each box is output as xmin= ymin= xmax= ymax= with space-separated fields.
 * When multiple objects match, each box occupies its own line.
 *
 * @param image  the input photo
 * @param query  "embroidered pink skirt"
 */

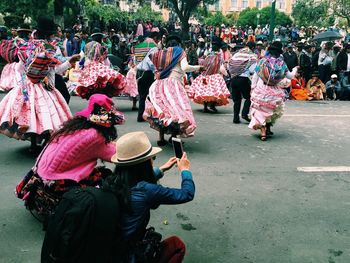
xmin=0 ymin=80 xmax=72 ymax=140
xmin=77 ymin=61 xmax=126 ymax=99
xmin=144 ymin=77 xmax=196 ymax=137
xmin=188 ymin=73 xmax=230 ymax=106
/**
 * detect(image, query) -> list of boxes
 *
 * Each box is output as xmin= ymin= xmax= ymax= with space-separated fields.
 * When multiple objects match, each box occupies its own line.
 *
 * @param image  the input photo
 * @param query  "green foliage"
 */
xmin=237 ymin=7 xmax=292 ymax=28
xmin=85 ymin=1 xmax=128 ymax=23
xmin=131 ymin=5 xmax=163 ymax=22
xmin=204 ymin=12 xmax=228 ymax=26
xmin=0 ymin=0 xmax=53 ymax=27
xmin=292 ymin=0 xmax=329 ymax=27
xmin=331 ymin=0 xmax=350 ymax=27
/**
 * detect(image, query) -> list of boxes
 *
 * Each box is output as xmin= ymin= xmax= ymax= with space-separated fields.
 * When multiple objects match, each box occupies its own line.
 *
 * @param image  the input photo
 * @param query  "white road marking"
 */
xmin=297 ymin=167 xmax=350 ymax=172
xmin=218 ymin=114 xmax=350 ymax=117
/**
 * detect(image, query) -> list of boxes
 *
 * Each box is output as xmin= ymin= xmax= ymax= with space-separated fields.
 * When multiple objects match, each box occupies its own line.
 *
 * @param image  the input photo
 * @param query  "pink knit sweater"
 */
xmin=37 ymin=128 xmax=116 ymax=182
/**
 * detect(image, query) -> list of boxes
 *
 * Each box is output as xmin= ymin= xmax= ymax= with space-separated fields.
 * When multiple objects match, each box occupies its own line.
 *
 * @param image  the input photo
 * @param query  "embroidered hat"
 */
xmin=111 ymin=132 xmax=162 ymax=165
xmin=76 ymin=94 xmax=115 ymax=118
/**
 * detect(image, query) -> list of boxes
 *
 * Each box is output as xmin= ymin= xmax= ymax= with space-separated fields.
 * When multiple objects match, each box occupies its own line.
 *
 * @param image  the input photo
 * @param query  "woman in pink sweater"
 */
xmin=29 ymin=94 xmax=123 ymax=193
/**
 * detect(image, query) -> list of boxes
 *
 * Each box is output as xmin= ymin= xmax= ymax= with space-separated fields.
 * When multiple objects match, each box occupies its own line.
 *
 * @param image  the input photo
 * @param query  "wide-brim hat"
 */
xmin=111 ymin=131 xmax=162 ymax=165
xmin=37 ymin=17 xmax=57 ymax=35
xmin=268 ymin=41 xmax=283 ymax=53
xmin=17 ymin=27 xmax=32 ymax=33
xmin=165 ymin=34 xmax=182 ymax=45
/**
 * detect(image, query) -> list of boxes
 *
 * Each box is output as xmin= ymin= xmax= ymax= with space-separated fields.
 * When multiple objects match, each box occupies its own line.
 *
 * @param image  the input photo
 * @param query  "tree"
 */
xmin=131 ymin=5 xmax=163 ymax=22
xmin=291 ymin=0 xmax=329 ymax=27
xmin=0 ymin=0 xmax=53 ymax=27
xmin=204 ymin=12 xmax=228 ymax=27
xmin=237 ymin=7 xmax=292 ymax=28
xmin=165 ymin=0 xmax=217 ymax=35
xmin=331 ymin=0 xmax=350 ymax=27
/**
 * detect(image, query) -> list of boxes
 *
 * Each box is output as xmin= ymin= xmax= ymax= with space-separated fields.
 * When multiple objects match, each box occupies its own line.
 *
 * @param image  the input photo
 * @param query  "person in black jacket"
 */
xmin=336 ymin=43 xmax=350 ymax=78
xmin=283 ymin=44 xmax=298 ymax=71
xmin=300 ymin=45 xmax=313 ymax=82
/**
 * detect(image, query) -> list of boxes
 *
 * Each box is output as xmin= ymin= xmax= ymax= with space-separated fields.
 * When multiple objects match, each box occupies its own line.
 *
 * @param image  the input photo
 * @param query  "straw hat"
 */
xmin=112 ymin=132 xmax=162 ymax=165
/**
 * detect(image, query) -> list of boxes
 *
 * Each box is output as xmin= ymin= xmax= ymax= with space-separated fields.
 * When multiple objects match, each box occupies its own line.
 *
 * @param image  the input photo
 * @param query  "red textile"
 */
xmin=159 ymin=236 xmax=186 ymax=263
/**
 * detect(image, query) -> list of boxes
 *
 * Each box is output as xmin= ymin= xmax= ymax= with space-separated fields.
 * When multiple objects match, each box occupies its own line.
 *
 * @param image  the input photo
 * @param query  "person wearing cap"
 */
xmin=0 ymin=17 xmax=79 ymax=152
xmin=283 ymin=44 xmax=298 ymax=71
xmin=109 ymin=131 xmax=194 ymax=262
xmin=31 ymin=94 xmax=125 ymax=195
xmin=318 ymin=41 xmax=333 ymax=83
xmin=196 ymin=37 xmax=207 ymax=58
xmin=248 ymin=41 xmax=298 ymax=141
xmin=255 ymin=41 xmax=265 ymax=59
xmin=325 ymin=74 xmax=341 ymax=100
xmin=143 ymin=35 xmax=201 ymax=145
xmin=306 ymin=72 xmax=326 ymax=100
xmin=229 ymin=41 xmax=258 ymax=124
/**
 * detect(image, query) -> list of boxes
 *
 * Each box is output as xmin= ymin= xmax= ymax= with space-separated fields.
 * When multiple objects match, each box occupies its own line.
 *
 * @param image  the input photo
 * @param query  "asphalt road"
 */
xmin=0 ymin=94 xmax=349 ymax=263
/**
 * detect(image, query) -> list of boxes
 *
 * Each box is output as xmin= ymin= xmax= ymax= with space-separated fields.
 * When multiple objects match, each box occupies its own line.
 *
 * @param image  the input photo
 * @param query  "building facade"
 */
xmin=209 ymin=0 xmax=295 ymax=15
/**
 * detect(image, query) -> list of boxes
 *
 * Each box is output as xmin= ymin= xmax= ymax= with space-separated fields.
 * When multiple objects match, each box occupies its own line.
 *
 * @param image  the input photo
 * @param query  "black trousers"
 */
xmin=137 ymin=70 xmax=154 ymax=120
xmin=230 ymin=76 xmax=251 ymax=121
xmin=55 ymin=74 xmax=70 ymax=104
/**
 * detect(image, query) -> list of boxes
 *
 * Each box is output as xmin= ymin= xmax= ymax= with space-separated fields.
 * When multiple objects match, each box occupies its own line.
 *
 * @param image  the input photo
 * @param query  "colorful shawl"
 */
xmin=84 ymin=41 xmax=108 ymax=63
xmin=256 ymin=53 xmax=288 ymax=86
xmin=151 ymin=47 xmax=185 ymax=80
xmin=201 ymin=52 xmax=221 ymax=76
xmin=134 ymin=39 xmax=157 ymax=63
xmin=228 ymin=47 xmax=257 ymax=77
xmin=21 ymin=40 xmax=61 ymax=84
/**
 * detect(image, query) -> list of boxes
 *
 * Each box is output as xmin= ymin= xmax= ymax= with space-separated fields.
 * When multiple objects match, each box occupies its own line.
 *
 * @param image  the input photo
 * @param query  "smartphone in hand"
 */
xmin=172 ymin=137 xmax=183 ymax=159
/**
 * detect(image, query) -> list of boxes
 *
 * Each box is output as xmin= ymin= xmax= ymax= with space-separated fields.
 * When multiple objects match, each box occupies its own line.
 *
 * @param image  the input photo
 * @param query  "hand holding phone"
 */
xmin=172 ymin=138 xmax=183 ymax=159
xmin=177 ymin=152 xmax=190 ymax=172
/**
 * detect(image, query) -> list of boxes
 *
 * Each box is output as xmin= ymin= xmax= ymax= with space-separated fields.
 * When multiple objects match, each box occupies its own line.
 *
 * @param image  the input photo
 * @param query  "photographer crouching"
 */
xmin=108 ymin=131 xmax=195 ymax=263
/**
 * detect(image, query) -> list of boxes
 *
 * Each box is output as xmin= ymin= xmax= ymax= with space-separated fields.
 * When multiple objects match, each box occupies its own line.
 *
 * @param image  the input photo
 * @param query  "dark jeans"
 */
xmin=230 ymin=76 xmax=251 ymax=121
xmin=137 ymin=70 xmax=154 ymax=120
xmin=55 ymin=74 xmax=70 ymax=104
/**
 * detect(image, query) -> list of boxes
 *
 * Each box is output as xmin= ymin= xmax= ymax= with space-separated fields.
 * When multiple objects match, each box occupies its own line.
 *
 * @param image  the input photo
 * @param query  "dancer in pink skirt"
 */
xmin=0 ymin=18 xmax=79 ymax=152
xmin=76 ymin=41 xmax=126 ymax=99
xmin=123 ymin=57 xmax=139 ymax=110
xmin=143 ymin=35 xmax=201 ymax=146
xmin=249 ymin=41 xmax=298 ymax=141
xmin=188 ymin=41 xmax=230 ymax=113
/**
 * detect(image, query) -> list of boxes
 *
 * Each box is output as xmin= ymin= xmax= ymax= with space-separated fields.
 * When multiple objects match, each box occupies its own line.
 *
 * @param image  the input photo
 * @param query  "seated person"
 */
xmin=290 ymin=69 xmax=312 ymax=100
xmin=340 ymin=71 xmax=350 ymax=100
xmin=109 ymin=131 xmax=195 ymax=263
xmin=325 ymin=74 xmax=341 ymax=100
xmin=306 ymin=72 xmax=326 ymax=100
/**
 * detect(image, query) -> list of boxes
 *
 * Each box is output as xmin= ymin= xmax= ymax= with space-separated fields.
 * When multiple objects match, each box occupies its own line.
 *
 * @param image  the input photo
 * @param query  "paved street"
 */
xmin=0 ymin=94 xmax=350 ymax=263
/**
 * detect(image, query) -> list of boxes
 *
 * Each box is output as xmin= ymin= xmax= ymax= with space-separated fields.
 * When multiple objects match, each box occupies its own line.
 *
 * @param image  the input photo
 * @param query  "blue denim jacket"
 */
xmin=122 ymin=168 xmax=195 ymax=240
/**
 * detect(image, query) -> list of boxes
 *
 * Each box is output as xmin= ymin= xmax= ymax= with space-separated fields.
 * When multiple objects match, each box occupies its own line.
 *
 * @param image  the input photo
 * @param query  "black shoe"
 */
xmin=242 ymin=115 xmax=251 ymax=122
xmin=210 ymin=105 xmax=218 ymax=113
xmin=203 ymin=108 xmax=210 ymax=113
xmin=233 ymin=119 xmax=241 ymax=124
xmin=137 ymin=118 xmax=145 ymax=122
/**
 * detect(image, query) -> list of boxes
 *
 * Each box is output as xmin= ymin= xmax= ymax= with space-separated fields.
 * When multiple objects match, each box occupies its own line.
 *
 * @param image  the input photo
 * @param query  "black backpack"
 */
xmin=41 ymin=186 xmax=124 ymax=263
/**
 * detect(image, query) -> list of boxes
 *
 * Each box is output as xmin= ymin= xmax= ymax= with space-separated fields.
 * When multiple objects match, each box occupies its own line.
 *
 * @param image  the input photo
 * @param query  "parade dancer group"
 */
xmin=0 ymin=33 xmax=297 ymax=153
